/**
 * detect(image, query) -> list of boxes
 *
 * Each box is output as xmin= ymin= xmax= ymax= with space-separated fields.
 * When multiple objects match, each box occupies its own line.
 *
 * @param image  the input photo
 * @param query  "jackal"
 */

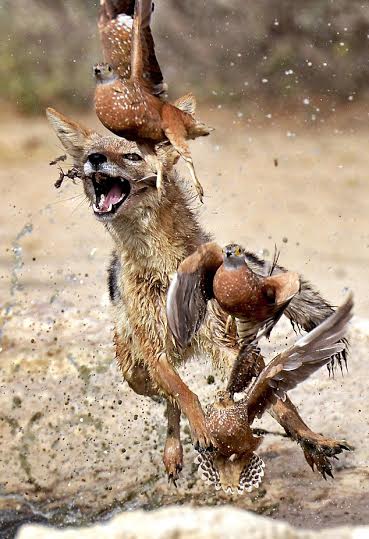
xmin=47 ymin=107 xmax=351 ymax=483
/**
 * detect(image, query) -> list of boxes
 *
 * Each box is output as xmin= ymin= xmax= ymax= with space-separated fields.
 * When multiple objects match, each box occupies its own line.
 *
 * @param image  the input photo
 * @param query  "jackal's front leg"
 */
xmin=153 ymin=353 xmax=212 ymax=451
xmin=270 ymin=398 xmax=353 ymax=479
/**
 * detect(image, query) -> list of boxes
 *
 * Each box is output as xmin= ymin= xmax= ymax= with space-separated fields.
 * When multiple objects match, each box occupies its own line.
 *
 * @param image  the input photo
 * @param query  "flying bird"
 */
xmin=95 ymin=0 xmax=212 ymax=201
xmin=196 ymin=293 xmax=353 ymax=494
xmin=166 ymin=242 xmax=300 ymax=352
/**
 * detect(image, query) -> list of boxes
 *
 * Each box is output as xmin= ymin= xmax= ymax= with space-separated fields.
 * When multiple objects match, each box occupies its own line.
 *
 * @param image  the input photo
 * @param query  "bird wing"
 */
xmin=98 ymin=0 xmax=165 ymax=95
xmin=166 ymin=242 xmax=224 ymax=347
xmin=244 ymin=251 xmax=349 ymax=372
xmin=256 ymin=271 xmax=301 ymax=340
xmin=244 ymin=293 xmax=353 ymax=423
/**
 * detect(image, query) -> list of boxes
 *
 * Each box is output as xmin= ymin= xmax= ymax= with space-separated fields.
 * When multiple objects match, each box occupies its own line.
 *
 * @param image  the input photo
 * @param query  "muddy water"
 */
xmin=0 ymin=112 xmax=369 ymax=536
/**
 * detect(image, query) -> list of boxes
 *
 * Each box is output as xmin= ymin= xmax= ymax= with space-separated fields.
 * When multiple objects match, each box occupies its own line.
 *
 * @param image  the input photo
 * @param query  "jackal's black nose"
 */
xmin=88 ymin=153 xmax=107 ymax=168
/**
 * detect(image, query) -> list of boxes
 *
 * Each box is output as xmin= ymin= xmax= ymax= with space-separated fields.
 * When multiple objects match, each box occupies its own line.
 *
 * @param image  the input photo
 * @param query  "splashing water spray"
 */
xmin=0 ymin=223 xmax=33 ymax=352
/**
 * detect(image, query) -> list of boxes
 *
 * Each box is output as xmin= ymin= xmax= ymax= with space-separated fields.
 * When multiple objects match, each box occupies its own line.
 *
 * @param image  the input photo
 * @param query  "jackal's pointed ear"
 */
xmin=46 ymin=107 xmax=95 ymax=163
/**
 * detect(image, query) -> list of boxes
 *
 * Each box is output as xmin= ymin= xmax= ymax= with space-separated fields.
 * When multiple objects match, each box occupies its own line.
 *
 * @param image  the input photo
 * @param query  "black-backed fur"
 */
xmin=107 ymin=251 xmax=122 ymax=305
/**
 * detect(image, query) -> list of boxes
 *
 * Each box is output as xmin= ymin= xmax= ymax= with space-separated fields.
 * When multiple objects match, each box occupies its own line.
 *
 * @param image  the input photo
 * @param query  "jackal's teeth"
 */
xmin=93 ymin=202 xmax=113 ymax=213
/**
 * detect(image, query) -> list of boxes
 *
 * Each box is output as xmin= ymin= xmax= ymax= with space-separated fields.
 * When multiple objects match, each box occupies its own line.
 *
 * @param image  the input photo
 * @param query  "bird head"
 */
xmin=93 ymin=63 xmax=118 ymax=83
xmin=222 ymin=244 xmax=246 ymax=266
xmin=212 ymin=390 xmax=234 ymax=410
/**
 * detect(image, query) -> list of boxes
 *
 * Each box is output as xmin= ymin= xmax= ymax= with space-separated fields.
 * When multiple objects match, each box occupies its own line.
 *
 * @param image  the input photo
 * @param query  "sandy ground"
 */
xmin=0 ymin=108 xmax=368 ymax=536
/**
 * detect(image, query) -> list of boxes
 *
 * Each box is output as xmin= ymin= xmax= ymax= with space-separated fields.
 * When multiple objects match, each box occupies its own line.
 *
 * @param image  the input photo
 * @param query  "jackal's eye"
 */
xmin=122 ymin=153 xmax=143 ymax=162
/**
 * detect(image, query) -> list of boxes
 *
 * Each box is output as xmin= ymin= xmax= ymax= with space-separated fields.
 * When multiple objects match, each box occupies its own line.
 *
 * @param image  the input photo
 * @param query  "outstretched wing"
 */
xmin=244 ymin=251 xmax=349 ymax=372
xmin=98 ymin=0 xmax=165 ymax=95
xmin=166 ymin=242 xmax=223 ymax=347
xmin=244 ymin=293 xmax=353 ymax=423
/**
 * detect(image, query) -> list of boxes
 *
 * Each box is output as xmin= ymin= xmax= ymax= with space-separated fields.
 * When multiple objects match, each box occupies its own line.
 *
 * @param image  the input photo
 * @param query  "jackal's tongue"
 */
xmin=99 ymin=183 xmax=123 ymax=211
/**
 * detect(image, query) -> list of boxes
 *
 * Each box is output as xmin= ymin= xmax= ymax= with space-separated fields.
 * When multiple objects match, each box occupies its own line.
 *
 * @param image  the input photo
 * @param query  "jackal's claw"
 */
xmin=190 ymin=411 xmax=213 ymax=452
xmin=167 ymin=464 xmax=182 ymax=487
xmin=299 ymin=435 xmax=353 ymax=479
xmin=163 ymin=436 xmax=183 ymax=486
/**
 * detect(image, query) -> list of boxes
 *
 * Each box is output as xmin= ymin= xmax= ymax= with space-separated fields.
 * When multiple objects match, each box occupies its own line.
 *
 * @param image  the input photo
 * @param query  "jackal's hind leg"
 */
xmin=163 ymin=402 xmax=183 ymax=485
xmin=115 ymin=337 xmax=184 ymax=481
xmin=271 ymin=398 xmax=353 ymax=479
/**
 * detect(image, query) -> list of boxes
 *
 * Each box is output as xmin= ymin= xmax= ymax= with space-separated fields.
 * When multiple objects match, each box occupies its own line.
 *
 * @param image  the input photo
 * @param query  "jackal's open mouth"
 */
xmin=92 ymin=174 xmax=131 ymax=215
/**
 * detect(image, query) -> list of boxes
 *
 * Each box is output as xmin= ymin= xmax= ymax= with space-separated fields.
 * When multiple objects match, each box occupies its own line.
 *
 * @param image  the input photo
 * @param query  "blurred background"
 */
xmin=1 ymin=0 xmax=369 ymax=113
xmin=0 ymin=2 xmax=369 ymax=536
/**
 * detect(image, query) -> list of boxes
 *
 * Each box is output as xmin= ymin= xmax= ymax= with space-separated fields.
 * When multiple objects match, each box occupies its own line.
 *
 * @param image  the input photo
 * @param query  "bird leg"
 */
xmin=270 ymin=397 xmax=353 ymax=479
xmin=183 ymin=155 xmax=204 ymax=203
xmin=138 ymin=142 xmax=164 ymax=197
xmin=163 ymin=118 xmax=204 ymax=202
xmin=163 ymin=402 xmax=183 ymax=485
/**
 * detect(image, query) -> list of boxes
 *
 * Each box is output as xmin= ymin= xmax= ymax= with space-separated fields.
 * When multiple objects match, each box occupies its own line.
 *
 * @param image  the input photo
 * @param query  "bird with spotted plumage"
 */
xmin=196 ymin=293 xmax=353 ymax=494
xmin=94 ymin=0 xmax=212 ymax=201
xmin=98 ymin=0 xmax=164 ymax=91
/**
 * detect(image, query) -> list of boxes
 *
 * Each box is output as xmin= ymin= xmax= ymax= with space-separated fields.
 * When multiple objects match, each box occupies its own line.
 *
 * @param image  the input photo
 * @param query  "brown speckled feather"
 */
xmin=196 ymin=294 xmax=352 ymax=493
xmin=99 ymin=0 xmax=164 ymax=94
xmin=243 ymin=251 xmax=349 ymax=372
xmin=166 ymin=242 xmax=223 ymax=347
xmin=244 ymin=293 xmax=353 ymax=423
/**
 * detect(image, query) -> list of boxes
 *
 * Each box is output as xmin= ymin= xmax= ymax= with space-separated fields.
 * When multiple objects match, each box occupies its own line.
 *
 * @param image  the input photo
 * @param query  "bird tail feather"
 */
xmin=195 ymin=452 xmax=265 ymax=495
xmin=238 ymin=453 xmax=265 ymax=494
xmin=174 ymin=93 xmax=197 ymax=115
xmin=174 ymin=93 xmax=214 ymax=136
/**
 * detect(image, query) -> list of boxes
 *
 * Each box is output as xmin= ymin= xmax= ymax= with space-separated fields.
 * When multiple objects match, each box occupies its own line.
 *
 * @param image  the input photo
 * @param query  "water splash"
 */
xmin=10 ymin=223 xmax=33 ymax=296
xmin=0 ymin=223 xmax=33 ymax=352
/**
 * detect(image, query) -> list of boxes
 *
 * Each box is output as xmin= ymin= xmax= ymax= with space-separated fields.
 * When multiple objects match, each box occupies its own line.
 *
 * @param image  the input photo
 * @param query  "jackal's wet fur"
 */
xmin=47 ymin=107 xmax=350 ymax=482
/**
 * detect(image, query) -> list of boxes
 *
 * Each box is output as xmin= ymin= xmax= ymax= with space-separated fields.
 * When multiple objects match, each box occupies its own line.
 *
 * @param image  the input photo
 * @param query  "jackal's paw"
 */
xmin=299 ymin=434 xmax=353 ymax=479
xmin=163 ymin=438 xmax=183 ymax=487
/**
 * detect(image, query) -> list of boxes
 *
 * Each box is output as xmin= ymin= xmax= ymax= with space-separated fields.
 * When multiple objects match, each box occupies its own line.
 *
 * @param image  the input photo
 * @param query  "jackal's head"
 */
xmin=46 ymin=108 xmax=179 ymax=224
